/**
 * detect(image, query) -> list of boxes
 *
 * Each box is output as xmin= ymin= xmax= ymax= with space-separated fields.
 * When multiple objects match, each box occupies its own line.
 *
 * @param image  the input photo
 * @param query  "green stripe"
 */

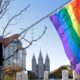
xmin=60 ymin=8 xmax=80 ymax=48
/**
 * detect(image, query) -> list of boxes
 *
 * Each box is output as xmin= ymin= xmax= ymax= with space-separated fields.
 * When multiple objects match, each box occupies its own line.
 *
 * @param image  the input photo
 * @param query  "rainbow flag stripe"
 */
xmin=50 ymin=0 xmax=80 ymax=69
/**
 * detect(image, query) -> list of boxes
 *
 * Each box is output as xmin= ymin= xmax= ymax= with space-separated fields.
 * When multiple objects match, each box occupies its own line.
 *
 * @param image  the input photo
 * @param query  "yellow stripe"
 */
xmin=66 ymin=5 xmax=80 ymax=37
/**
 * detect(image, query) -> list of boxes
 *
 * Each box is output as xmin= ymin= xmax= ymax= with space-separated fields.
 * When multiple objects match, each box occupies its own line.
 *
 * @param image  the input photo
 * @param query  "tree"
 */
xmin=0 ymin=0 xmax=47 ymax=79
xmin=49 ymin=65 xmax=73 ymax=79
xmin=28 ymin=71 xmax=36 ymax=80
xmin=0 ymin=0 xmax=47 ymax=60
xmin=0 ymin=0 xmax=10 ymax=18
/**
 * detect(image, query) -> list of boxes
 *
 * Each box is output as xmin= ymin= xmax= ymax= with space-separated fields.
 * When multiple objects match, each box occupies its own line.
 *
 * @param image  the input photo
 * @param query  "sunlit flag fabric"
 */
xmin=50 ymin=0 xmax=80 ymax=74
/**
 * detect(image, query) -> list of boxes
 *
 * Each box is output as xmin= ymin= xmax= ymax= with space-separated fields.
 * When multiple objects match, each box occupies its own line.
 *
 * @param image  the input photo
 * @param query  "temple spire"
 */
xmin=32 ymin=54 xmax=36 ymax=61
xmin=32 ymin=54 xmax=37 ymax=77
xmin=38 ymin=50 xmax=43 ymax=60
xmin=45 ymin=54 xmax=49 ymax=61
xmin=45 ymin=53 xmax=50 ymax=72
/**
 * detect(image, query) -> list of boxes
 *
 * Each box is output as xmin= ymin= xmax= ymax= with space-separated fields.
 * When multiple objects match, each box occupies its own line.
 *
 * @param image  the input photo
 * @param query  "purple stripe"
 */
xmin=50 ymin=15 xmax=78 ymax=67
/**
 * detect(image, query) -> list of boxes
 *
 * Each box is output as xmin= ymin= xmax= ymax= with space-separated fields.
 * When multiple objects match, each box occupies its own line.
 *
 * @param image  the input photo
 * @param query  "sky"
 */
xmin=0 ymin=0 xmax=72 ymax=71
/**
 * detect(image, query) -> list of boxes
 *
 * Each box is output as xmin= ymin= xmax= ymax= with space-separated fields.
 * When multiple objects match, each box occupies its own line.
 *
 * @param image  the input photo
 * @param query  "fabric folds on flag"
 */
xmin=50 ymin=0 xmax=80 ymax=70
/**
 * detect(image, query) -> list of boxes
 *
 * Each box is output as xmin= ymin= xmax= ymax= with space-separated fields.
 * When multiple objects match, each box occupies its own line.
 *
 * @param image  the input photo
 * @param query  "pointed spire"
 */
xmin=45 ymin=54 xmax=50 ymax=72
xmin=45 ymin=54 xmax=49 ymax=61
xmin=38 ymin=50 xmax=43 ymax=60
xmin=32 ymin=54 xmax=36 ymax=61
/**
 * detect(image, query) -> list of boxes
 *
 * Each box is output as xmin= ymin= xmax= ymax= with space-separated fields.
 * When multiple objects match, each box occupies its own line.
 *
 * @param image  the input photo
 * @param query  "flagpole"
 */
xmin=20 ymin=0 xmax=73 ymax=35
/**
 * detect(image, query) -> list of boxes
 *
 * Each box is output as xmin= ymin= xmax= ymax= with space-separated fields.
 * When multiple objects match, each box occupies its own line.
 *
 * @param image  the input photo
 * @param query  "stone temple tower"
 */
xmin=38 ymin=50 xmax=44 ymax=79
xmin=32 ymin=50 xmax=50 ymax=79
xmin=45 ymin=54 xmax=50 ymax=72
xmin=32 ymin=54 xmax=37 ymax=77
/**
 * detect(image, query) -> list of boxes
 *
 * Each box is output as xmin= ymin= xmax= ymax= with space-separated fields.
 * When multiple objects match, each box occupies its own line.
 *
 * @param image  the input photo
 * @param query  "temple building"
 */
xmin=3 ymin=39 xmax=27 ymax=70
xmin=32 ymin=50 xmax=50 ymax=79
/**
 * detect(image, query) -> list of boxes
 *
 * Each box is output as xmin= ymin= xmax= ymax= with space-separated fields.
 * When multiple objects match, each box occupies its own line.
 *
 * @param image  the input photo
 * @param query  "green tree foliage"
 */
xmin=49 ymin=65 xmax=73 ymax=79
xmin=28 ymin=71 xmax=36 ymax=80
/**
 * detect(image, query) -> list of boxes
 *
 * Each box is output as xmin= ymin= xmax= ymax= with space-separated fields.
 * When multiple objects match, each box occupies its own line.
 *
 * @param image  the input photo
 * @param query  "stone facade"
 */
xmin=32 ymin=50 xmax=50 ymax=79
xmin=3 ymin=39 xmax=27 ymax=70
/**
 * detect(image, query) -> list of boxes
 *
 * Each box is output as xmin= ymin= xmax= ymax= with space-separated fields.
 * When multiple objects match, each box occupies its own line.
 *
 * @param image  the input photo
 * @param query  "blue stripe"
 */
xmin=56 ymin=12 xmax=80 ymax=63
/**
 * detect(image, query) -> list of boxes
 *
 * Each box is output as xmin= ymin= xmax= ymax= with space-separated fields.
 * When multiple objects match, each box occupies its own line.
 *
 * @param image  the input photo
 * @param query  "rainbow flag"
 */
xmin=50 ymin=0 xmax=80 ymax=70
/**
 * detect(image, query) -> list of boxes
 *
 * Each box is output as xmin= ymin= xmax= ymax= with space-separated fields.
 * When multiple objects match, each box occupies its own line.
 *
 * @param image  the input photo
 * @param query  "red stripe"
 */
xmin=71 ymin=0 xmax=80 ymax=24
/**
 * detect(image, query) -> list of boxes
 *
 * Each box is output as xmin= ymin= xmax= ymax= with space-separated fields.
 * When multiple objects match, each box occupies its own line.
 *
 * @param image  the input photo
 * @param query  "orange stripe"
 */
xmin=66 ymin=5 xmax=80 ymax=37
xmin=71 ymin=0 xmax=80 ymax=24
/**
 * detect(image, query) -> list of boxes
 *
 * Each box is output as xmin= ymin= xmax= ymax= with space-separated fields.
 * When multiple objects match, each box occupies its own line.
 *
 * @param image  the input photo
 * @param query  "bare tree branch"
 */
xmin=0 ymin=0 xmax=11 ymax=18
xmin=2 ymin=4 xmax=30 ymax=37
xmin=9 ymin=18 xmax=22 ymax=26
xmin=4 ymin=31 xmax=12 ymax=37
xmin=0 ymin=8 xmax=7 ymax=19
xmin=23 ymin=27 xmax=47 ymax=49
xmin=4 ymin=26 xmax=47 ymax=61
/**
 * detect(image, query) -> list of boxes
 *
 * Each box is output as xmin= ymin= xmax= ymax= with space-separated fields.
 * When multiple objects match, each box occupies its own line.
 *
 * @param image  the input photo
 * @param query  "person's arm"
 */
xmin=0 ymin=34 xmax=20 ymax=48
